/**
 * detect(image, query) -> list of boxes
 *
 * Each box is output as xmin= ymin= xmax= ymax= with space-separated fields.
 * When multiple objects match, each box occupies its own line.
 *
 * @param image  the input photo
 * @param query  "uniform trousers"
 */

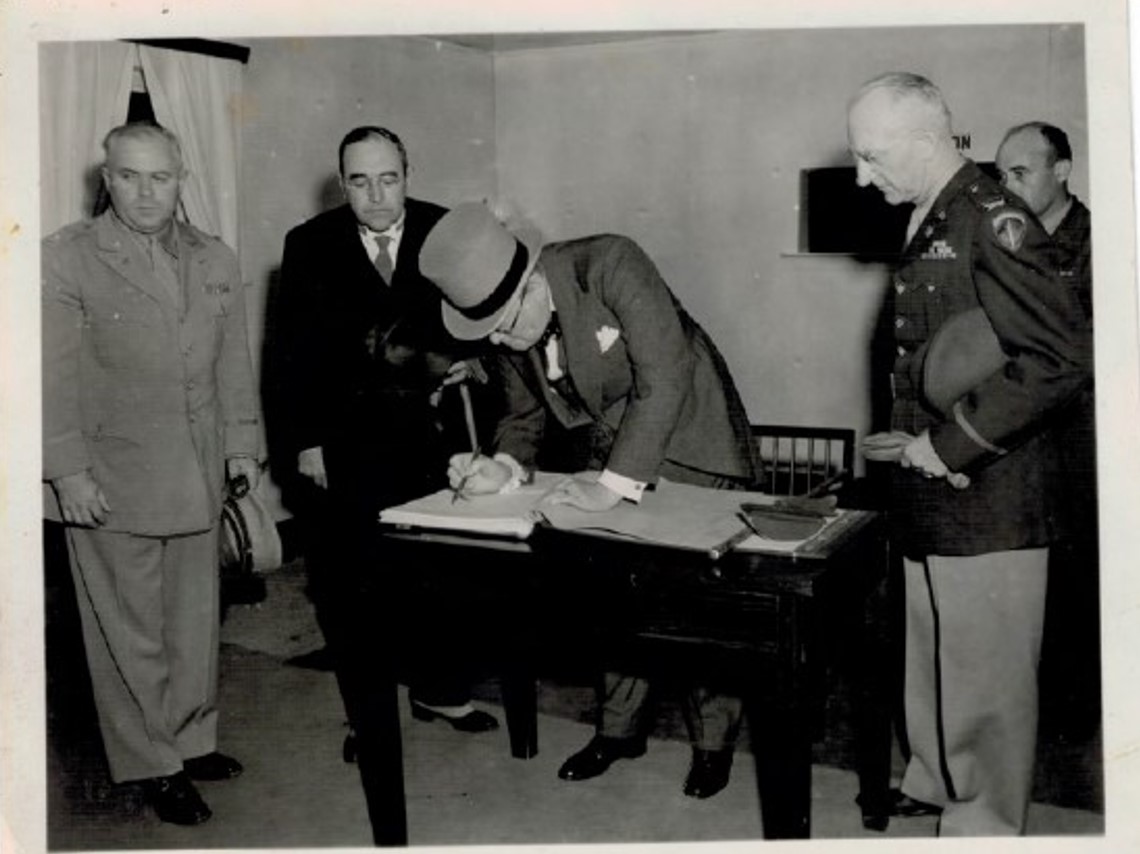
xmin=901 ymin=550 xmax=1047 ymax=836
xmin=65 ymin=525 xmax=221 ymax=782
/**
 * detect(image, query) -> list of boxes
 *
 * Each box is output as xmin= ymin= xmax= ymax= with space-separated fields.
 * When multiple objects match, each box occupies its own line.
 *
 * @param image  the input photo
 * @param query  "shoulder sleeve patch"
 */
xmin=991 ymin=209 xmax=1028 ymax=252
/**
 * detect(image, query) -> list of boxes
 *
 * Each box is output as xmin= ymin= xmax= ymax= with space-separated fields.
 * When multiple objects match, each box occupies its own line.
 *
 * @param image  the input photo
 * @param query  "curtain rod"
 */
xmin=126 ymin=39 xmax=250 ymax=64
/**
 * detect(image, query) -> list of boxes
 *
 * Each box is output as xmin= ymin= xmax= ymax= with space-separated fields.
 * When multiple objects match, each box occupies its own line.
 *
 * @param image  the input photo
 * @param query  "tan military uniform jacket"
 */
xmin=42 ymin=211 xmax=259 ymax=535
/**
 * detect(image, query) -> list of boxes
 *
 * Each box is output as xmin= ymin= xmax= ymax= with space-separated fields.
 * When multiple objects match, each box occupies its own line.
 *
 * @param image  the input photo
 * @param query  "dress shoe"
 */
xmin=682 ymin=748 xmax=734 ymax=799
xmin=557 ymin=735 xmax=647 ymax=781
xmin=853 ymin=790 xmax=891 ymax=831
xmin=886 ymin=787 xmax=942 ymax=817
xmin=410 ymin=701 xmax=499 ymax=733
xmin=183 ymin=752 xmax=243 ymax=781
xmin=143 ymin=772 xmax=211 ymax=825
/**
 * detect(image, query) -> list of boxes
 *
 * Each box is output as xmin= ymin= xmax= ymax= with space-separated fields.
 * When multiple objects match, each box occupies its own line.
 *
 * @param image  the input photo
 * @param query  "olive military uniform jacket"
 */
xmin=888 ymin=162 xmax=1090 ymax=556
xmin=1053 ymin=196 xmax=1092 ymax=327
xmin=42 ymin=211 xmax=259 ymax=535
xmin=1048 ymin=195 xmax=1096 ymax=542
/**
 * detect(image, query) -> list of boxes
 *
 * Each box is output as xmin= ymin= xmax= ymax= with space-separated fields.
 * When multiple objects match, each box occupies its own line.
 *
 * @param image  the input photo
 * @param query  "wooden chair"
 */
xmin=750 ymin=424 xmax=855 ymax=497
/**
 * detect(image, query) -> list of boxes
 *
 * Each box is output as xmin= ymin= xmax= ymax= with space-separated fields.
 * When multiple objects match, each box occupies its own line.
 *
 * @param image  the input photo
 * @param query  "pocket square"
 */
xmin=596 ymin=325 xmax=620 ymax=353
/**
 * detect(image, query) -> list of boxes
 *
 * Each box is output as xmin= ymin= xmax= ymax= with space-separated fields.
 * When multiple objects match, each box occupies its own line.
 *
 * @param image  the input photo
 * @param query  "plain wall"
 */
xmin=237 ymin=36 xmax=497 ymax=510
xmin=492 ymin=24 xmax=1087 ymax=445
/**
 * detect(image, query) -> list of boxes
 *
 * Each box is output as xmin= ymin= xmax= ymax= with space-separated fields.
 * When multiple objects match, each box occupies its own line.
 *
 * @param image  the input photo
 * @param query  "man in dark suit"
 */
xmin=848 ymin=74 xmax=1089 ymax=835
xmin=419 ymin=202 xmax=757 ymax=799
xmin=268 ymin=127 xmax=498 ymax=757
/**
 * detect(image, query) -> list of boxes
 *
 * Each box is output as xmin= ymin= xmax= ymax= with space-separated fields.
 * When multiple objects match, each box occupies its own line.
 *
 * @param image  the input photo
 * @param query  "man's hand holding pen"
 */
xmin=448 ymin=378 xmax=501 ymax=502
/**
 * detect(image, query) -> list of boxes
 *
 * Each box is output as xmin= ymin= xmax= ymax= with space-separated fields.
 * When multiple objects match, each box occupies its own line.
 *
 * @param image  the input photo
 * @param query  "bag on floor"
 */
xmin=220 ymin=472 xmax=282 ymax=607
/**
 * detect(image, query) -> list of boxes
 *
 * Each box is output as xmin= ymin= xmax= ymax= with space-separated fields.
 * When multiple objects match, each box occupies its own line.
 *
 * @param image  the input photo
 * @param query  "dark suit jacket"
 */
xmin=490 ymin=234 xmax=755 ymax=486
xmin=270 ymin=198 xmax=478 ymax=511
xmin=887 ymin=162 xmax=1089 ymax=556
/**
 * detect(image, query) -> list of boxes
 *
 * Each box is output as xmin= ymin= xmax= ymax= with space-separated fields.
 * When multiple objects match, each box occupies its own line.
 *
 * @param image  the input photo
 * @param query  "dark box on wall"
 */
xmin=799 ymin=166 xmax=910 ymax=257
xmin=800 ymin=162 xmax=1001 ymax=257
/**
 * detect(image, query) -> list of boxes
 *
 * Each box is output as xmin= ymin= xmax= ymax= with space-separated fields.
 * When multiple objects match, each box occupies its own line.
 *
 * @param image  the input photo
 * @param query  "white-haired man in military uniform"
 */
xmin=847 ymin=74 xmax=1089 ymax=835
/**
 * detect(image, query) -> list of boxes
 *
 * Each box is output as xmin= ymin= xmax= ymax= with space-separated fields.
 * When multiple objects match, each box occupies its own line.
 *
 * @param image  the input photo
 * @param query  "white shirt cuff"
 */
xmin=598 ymin=469 xmax=647 ymax=503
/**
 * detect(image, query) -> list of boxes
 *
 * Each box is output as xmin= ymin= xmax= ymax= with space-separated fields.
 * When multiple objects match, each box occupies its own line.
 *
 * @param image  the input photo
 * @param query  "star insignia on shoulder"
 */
xmin=992 ymin=209 xmax=1028 ymax=252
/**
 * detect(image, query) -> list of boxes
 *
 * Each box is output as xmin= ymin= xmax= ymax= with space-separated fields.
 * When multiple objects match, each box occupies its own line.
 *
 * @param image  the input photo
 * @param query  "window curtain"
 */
xmin=38 ymin=41 xmax=134 ymax=235
xmin=137 ymin=44 xmax=243 ymax=252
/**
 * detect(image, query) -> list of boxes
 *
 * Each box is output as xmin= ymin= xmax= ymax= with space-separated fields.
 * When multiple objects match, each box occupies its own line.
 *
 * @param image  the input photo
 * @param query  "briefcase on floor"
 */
xmin=220 ymin=473 xmax=282 ymax=606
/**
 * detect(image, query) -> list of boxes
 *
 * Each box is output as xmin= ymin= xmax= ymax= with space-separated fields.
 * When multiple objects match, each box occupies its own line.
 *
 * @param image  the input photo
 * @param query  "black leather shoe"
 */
xmin=682 ymin=748 xmax=734 ymax=799
xmin=886 ymin=787 xmax=942 ymax=817
xmin=557 ymin=735 xmax=647 ymax=781
xmin=410 ymin=701 xmax=499 ymax=733
xmin=183 ymin=752 xmax=243 ymax=781
xmin=852 ymin=789 xmax=893 ymax=830
xmin=144 ymin=772 xmax=211 ymax=825
xmin=853 ymin=790 xmax=892 ymax=831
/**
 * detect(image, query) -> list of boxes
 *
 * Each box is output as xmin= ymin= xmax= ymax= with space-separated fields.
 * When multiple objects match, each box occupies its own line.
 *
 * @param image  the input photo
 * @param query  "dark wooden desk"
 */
xmin=350 ymin=509 xmax=891 ymax=844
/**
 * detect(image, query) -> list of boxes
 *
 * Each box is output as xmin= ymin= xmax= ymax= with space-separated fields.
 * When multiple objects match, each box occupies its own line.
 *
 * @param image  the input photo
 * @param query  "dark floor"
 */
xmin=44 ymin=540 xmax=1105 ymax=847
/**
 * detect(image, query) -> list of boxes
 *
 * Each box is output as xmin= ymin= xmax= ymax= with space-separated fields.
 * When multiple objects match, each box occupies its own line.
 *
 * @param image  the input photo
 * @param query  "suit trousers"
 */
xmin=599 ymin=673 xmax=743 ymax=751
xmin=296 ymin=460 xmax=475 ymax=729
xmin=901 ymin=550 xmax=1047 ymax=836
xmin=597 ymin=464 xmax=747 ymax=752
xmin=65 ymin=525 xmax=221 ymax=782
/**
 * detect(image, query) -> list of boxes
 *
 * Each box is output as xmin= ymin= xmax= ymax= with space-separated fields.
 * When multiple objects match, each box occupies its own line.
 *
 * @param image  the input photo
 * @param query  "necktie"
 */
xmin=373 ymin=234 xmax=394 ymax=282
xmin=147 ymin=236 xmax=181 ymax=302
xmin=536 ymin=318 xmax=588 ymax=419
xmin=536 ymin=318 xmax=565 ymax=379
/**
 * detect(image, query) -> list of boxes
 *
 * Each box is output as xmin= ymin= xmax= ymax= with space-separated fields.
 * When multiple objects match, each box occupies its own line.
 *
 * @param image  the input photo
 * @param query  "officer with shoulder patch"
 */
xmin=996 ymin=121 xmax=1091 ymax=324
xmin=997 ymin=121 xmax=1099 ymax=742
xmin=847 ymin=74 xmax=1089 ymax=836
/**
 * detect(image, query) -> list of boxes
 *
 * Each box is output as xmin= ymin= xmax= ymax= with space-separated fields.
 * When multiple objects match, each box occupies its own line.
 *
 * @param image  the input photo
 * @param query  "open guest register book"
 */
xmin=379 ymin=473 xmax=855 ymax=559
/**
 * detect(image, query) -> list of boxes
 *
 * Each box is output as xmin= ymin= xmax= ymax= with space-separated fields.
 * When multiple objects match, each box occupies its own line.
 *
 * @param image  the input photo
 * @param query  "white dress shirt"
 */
xmin=501 ymin=305 xmax=647 ymax=503
xmin=358 ymin=214 xmax=404 ymax=274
